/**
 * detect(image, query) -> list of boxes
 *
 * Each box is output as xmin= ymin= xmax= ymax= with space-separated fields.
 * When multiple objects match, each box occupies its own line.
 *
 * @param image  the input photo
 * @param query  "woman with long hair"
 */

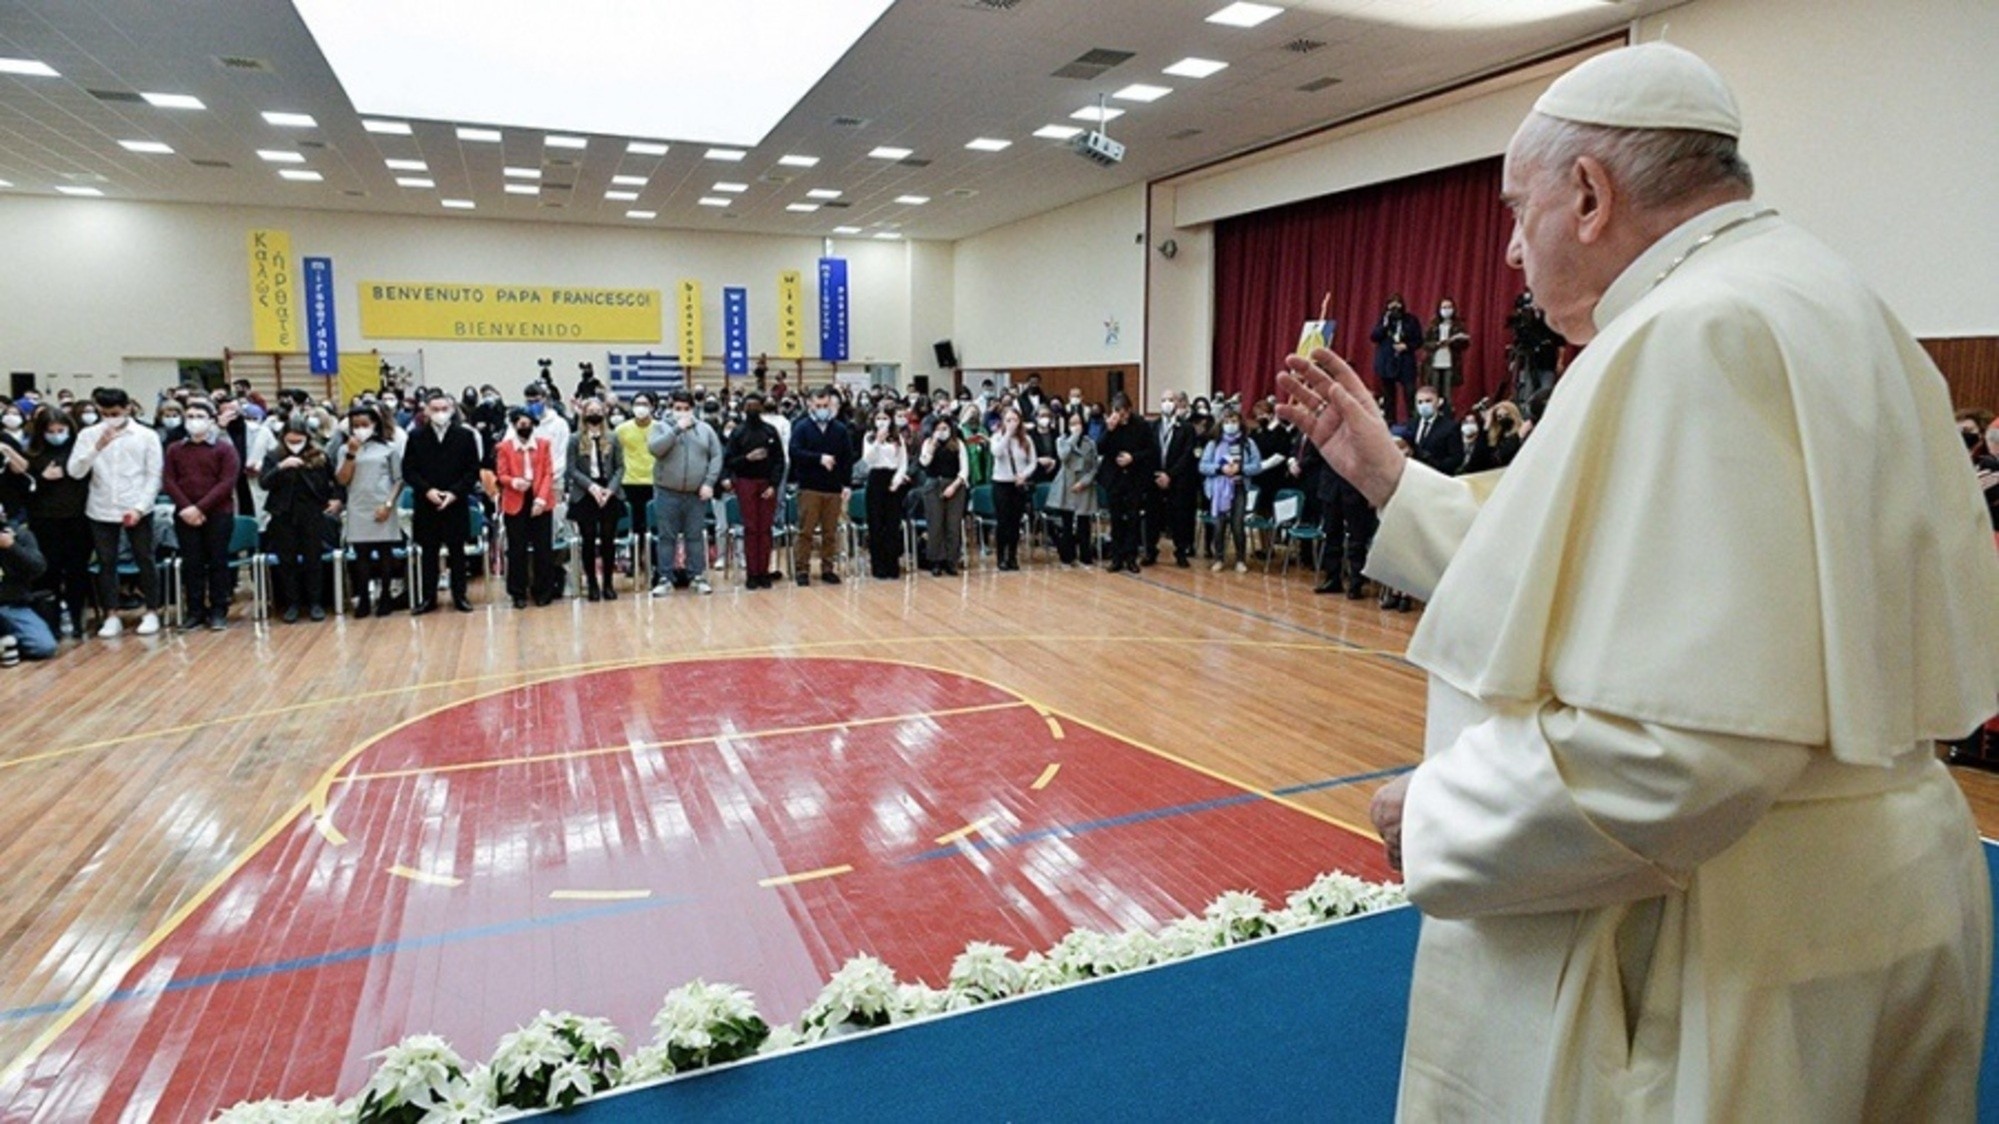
xmin=1047 ymin=409 xmax=1099 ymax=567
xmin=988 ymin=405 xmax=1035 ymax=571
xmin=567 ymin=400 xmax=626 ymax=600
xmin=22 ymin=406 xmax=92 ymax=637
xmin=919 ymin=417 xmax=969 ymax=577
xmin=261 ymin=417 xmax=335 ymax=622
xmin=1198 ymin=407 xmax=1263 ymax=572
xmin=861 ymin=407 xmax=912 ymax=579
xmin=333 ymin=403 xmax=404 ymax=617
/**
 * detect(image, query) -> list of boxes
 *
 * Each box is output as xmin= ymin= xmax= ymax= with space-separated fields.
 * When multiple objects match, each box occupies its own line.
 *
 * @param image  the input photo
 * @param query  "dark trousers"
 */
xmin=177 ymin=514 xmax=234 ymax=618
xmin=89 ymin=517 xmax=161 ymax=613
xmin=1108 ymin=494 xmax=1144 ymax=565
xmin=737 ymin=482 xmax=777 ymax=578
xmin=994 ymin=480 xmax=1029 ymax=564
xmin=268 ymin=512 xmax=325 ymax=609
xmin=1324 ymin=486 xmax=1379 ymax=588
xmin=412 ymin=500 xmax=470 ymax=605
xmin=1383 ymin=375 xmax=1419 ymax=426
xmin=1146 ymin=484 xmax=1196 ymax=561
xmin=349 ymin=539 xmax=398 ymax=606
xmin=864 ymin=470 xmax=905 ymax=578
xmin=1050 ymin=509 xmax=1097 ymax=565
xmin=504 ymin=509 xmax=556 ymax=600
xmin=623 ymin=483 xmax=653 ymax=576
xmin=32 ymin=515 xmax=94 ymax=630
xmin=571 ymin=497 xmax=624 ymax=592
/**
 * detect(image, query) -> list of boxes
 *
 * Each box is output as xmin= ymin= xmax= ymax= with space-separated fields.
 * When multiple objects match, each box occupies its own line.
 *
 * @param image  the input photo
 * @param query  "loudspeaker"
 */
xmin=934 ymin=340 xmax=959 ymax=369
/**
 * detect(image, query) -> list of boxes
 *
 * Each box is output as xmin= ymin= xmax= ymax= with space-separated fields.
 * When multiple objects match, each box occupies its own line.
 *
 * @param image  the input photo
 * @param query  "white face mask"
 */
xmin=81 ymin=411 xmax=100 ymax=425
xmin=1159 ymin=401 xmax=1176 ymax=418
xmin=632 ymin=404 xmax=653 ymax=420
xmin=185 ymin=417 xmax=213 ymax=438
xmin=1440 ymin=306 xmax=1454 ymax=318
xmin=429 ymin=411 xmax=452 ymax=428
xmin=107 ymin=414 xmax=129 ymax=429
xmin=285 ymin=440 xmax=308 ymax=454
xmin=1461 ymin=423 xmax=1479 ymax=439
xmin=351 ymin=425 xmax=374 ymax=441
xmin=0 ymin=415 xmax=20 ymax=430
xmin=1988 ymin=429 xmax=1999 ymax=451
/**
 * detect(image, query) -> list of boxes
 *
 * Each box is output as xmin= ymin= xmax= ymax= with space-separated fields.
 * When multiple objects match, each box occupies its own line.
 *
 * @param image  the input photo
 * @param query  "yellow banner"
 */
xmin=248 ymin=229 xmax=300 ymax=352
xmin=357 ymin=281 xmax=661 ymax=343
xmin=777 ymin=270 xmax=803 ymax=359
xmin=677 ymin=280 xmax=703 ymax=367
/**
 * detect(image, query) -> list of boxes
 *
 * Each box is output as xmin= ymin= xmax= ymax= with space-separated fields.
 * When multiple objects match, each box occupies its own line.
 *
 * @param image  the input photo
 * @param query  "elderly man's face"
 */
xmin=1502 ymin=130 xmax=1599 ymax=346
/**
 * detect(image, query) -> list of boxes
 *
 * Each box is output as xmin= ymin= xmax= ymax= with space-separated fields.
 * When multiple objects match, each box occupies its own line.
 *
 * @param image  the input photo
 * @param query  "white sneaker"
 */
xmin=97 ymin=615 xmax=123 ymax=638
xmin=1235 ymin=562 xmax=1248 ymax=574
xmin=136 ymin=612 xmax=161 ymax=636
xmin=1209 ymin=561 xmax=1223 ymax=572
xmin=693 ymin=577 xmax=712 ymax=595
xmin=650 ymin=582 xmax=673 ymax=597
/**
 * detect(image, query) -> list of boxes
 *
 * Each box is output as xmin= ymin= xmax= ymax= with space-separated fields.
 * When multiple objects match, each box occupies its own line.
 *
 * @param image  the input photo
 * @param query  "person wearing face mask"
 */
xmin=786 ymin=387 xmax=855 ymax=586
xmin=333 ymin=404 xmax=404 ymax=618
xmin=1047 ymin=409 xmax=1100 ymax=568
xmin=615 ymin=392 xmax=659 ymax=580
xmin=1030 ymin=408 xmax=1061 ymax=487
xmin=567 ymin=402 xmax=625 ymax=601
xmin=0 ymin=403 xmax=30 ymax=519
xmin=401 ymin=391 xmax=482 ymax=614
xmin=260 ymin=418 xmax=334 ymax=623
xmin=1454 ymin=412 xmax=1487 ymax=476
xmin=987 ymin=407 xmax=1037 ymax=572
xmin=646 ymin=390 xmax=724 ymax=596
xmin=162 ymin=399 xmax=242 ymax=630
xmin=859 ymin=408 xmax=911 ymax=580
xmin=497 ymin=406 xmax=559 ymax=608
xmin=153 ymin=399 xmax=186 ymax=448
xmin=918 ymin=418 xmax=970 ymax=577
xmin=69 ymin=388 xmax=164 ymax=637
xmin=1096 ymin=394 xmax=1156 ymax=574
xmin=1407 ymin=386 xmax=1463 ymax=474
xmin=1422 ymin=298 xmax=1473 ymax=405
xmin=724 ymin=394 xmax=787 ymax=589
xmin=1198 ymin=408 xmax=1265 ymax=573
xmin=23 ymin=408 xmax=91 ymax=638
xmin=1147 ymin=391 xmax=1200 ymax=568
xmin=1369 ymin=292 xmax=1424 ymax=426
xmin=0 ymin=503 xmax=55 ymax=661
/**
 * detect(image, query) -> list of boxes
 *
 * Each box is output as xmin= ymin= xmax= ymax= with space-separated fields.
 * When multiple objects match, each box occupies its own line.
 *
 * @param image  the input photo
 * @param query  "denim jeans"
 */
xmin=654 ymin=489 xmax=709 ymax=578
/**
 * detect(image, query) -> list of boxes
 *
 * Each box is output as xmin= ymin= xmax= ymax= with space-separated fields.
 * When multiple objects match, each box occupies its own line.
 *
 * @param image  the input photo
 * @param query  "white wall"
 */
xmin=0 ymin=195 xmax=916 ymax=392
xmin=904 ymin=239 xmax=955 ymax=385
xmin=951 ymin=184 xmax=1146 ymax=374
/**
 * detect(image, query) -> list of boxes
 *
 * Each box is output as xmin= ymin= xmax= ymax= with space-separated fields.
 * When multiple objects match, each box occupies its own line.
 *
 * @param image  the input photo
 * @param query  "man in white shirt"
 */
xmin=67 ymin=388 xmax=164 ymax=637
xmin=1280 ymin=44 xmax=1998 ymax=1119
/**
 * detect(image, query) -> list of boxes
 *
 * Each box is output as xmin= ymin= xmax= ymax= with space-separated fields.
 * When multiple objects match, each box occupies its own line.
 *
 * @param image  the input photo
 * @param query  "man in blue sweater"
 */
xmin=786 ymin=386 xmax=854 ymax=586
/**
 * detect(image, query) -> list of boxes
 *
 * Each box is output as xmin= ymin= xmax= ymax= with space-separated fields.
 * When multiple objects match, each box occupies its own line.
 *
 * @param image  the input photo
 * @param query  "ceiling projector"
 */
xmin=1073 ymin=129 xmax=1125 ymax=166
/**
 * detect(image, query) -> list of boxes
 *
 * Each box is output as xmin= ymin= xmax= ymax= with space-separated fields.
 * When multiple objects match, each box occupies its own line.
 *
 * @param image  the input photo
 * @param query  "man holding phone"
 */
xmin=67 ymin=388 xmax=164 ymax=637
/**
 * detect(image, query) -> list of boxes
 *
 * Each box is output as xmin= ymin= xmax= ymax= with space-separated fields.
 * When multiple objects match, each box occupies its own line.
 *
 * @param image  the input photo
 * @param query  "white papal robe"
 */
xmin=1366 ymin=201 xmax=1999 ymax=1121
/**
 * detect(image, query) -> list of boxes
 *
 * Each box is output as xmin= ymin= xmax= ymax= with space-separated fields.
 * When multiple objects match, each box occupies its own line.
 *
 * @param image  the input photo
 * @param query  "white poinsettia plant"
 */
xmin=1286 ymin=870 xmax=1408 ymax=923
xmin=624 ymin=980 xmax=771 ymax=1081
xmin=946 ymin=941 xmax=1026 ymax=1006
xmin=350 ymin=1035 xmax=480 ymax=1124
xmin=211 ymin=1096 xmax=350 ymax=1124
xmin=1205 ymin=890 xmax=1281 ymax=946
xmin=799 ymin=954 xmax=902 ymax=1037
xmin=488 ymin=1010 xmax=624 ymax=1112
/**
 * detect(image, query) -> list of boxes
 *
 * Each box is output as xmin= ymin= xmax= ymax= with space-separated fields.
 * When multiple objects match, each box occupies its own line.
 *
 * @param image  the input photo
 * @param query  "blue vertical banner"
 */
xmin=302 ymin=256 xmax=338 ymax=374
xmin=723 ymin=286 xmax=749 ymax=376
xmin=817 ymin=257 xmax=849 ymax=362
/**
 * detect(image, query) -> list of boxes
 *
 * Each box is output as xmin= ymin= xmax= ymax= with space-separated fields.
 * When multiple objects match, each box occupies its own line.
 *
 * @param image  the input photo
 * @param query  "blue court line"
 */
xmin=0 ymin=764 xmax=1412 ymax=1023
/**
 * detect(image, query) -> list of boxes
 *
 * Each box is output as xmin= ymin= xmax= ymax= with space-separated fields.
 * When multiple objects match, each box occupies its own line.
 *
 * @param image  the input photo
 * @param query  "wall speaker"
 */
xmin=934 ymin=340 xmax=959 ymax=369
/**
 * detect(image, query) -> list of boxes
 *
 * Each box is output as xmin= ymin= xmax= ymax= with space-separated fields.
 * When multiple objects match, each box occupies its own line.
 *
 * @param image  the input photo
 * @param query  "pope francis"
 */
xmin=1278 ymin=44 xmax=1999 ymax=1121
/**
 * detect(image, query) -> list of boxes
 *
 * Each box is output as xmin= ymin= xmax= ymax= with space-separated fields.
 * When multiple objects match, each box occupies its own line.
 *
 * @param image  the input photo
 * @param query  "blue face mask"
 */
xmin=527 ymin=401 xmax=545 ymax=419
xmin=1223 ymin=423 xmax=1241 ymax=437
xmin=811 ymin=407 xmax=833 ymax=423
xmin=1416 ymin=401 xmax=1437 ymax=419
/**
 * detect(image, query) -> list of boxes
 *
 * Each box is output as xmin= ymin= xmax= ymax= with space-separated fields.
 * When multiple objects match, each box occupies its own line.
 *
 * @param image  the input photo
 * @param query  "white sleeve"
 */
xmin=1361 ymin=460 xmax=1482 ymax=600
xmin=1399 ymin=701 xmax=1812 ymax=920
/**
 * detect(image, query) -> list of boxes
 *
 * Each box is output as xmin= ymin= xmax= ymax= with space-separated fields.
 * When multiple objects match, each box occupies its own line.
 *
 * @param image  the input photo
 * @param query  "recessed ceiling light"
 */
xmin=873 ymin=231 xmax=902 ymax=240
xmin=504 ymin=183 xmax=539 ymax=195
xmin=786 ymin=203 xmax=819 ymax=213
xmin=55 ymin=186 xmax=105 ymax=197
xmin=502 ymin=166 xmax=540 ymax=179
xmin=778 ymin=154 xmax=819 ymax=167
xmin=0 ymin=58 xmax=59 ymax=78
xmin=118 ymin=140 xmax=174 ymax=154
xmin=546 ymin=135 xmax=587 ymax=149
xmin=1164 ymin=57 xmax=1229 ymax=79
xmin=0 ymin=179 xmax=12 ymax=188
xmin=894 ymin=195 xmax=930 ymax=206
xmin=140 ymin=92 xmax=206 ymax=110
xmin=806 ymin=188 xmax=842 ymax=200
xmin=441 ymin=198 xmax=475 ymax=209
xmin=279 ymin=169 xmax=324 ymax=181
xmin=362 ymin=119 xmax=413 ymax=135
xmin=386 ymin=158 xmax=428 ymax=171
xmin=1207 ymin=2 xmax=1283 ymax=28
xmin=605 ymin=190 xmax=638 ymax=201
xmin=627 ymin=141 xmax=669 ymax=156
xmin=705 ymin=148 xmax=747 ymax=162
xmin=396 ymin=176 xmax=435 ymax=188
xmin=713 ymin=182 xmax=748 ymax=193
xmin=868 ymin=146 xmax=913 ymax=160
xmin=698 ymin=196 xmax=730 ymax=207
xmin=1071 ymin=105 xmax=1125 ymax=123
xmin=965 ymin=137 xmax=1012 ymax=152
xmin=832 ymin=225 xmax=862 ymax=235
xmin=1113 ymin=83 xmax=1173 ymax=103
xmin=610 ymin=174 xmax=647 ymax=186
xmin=259 ymin=150 xmax=307 ymax=164
xmin=457 ymin=126 xmax=502 ymax=142
xmin=1034 ymin=125 xmax=1084 ymax=140
xmin=263 ymin=111 xmax=318 ymax=128
xmin=626 ymin=209 xmax=656 ymax=219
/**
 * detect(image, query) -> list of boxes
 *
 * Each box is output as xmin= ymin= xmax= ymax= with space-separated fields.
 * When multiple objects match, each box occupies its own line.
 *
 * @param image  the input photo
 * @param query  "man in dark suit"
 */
xmin=1369 ymin=293 xmax=1424 ymax=426
xmin=1407 ymin=385 xmax=1462 ymax=475
xmin=402 ymin=390 xmax=483 ymax=613
xmin=1147 ymin=390 xmax=1201 ymax=567
xmin=1097 ymin=394 xmax=1156 ymax=573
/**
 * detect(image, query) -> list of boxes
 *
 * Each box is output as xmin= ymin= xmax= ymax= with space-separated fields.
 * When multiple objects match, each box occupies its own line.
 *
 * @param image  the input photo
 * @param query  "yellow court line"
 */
xmin=387 ymin=865 xmax=463 ymax=888
xmin=934 ymin=816 xmax=1000 ymax=846
xmin=1031 ymin=763 xmax=1061 ymax=791
xmin=757 ymin=864 xmax=853 ymax=889
xmin=549 ymin=889 xmax=651 ymax=902
xmin=1043 ymin=715 xmax=1066 ymax=740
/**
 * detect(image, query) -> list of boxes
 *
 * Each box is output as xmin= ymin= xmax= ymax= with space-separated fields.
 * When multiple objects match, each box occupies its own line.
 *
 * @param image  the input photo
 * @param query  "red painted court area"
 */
xmin=2 ymin=657 xmax=1389 ymax=1121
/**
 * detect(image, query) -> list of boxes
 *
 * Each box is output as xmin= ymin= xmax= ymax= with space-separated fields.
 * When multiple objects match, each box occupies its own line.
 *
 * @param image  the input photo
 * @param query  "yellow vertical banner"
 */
xmin=777 ymin=270 xmax=803 ymax=359
xmin=248 ymin=229 xmax=300 ymax=352
xmin=677 ymin=280 xmax=703 ymax=368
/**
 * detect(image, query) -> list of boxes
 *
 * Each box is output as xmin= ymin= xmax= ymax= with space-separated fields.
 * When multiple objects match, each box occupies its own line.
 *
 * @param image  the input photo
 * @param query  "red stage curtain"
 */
xmin=1211 ymin=156 xmax=1522 ymax=417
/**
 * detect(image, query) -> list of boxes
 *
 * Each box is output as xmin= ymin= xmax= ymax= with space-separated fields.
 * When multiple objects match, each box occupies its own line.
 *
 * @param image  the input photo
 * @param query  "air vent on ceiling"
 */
xmin=1298 ymin=76 xmax=1343 ymax=92
xmin=548 ymin=158 xmax=576 ymax=168
xmin=88 ymin=89 xmax=144 ymax=103
xmin=1053 ymin=47 xmax=1135 ymax=80
xmin=945 ymin=187 xmax=978 ymax=198
xmin=831 ymin=115 xmax=871 ymax=129
xmin=541 ymin=202 xmax=565 ymax=209
xmin=1168 ymin=128 xmax=1204 ymax=140
xmin=822 ymin=200 xmax=852 ymax=209
xmin=760 ymin=172 xmax=794 ymax=185
xmin=966 ymin=0 xmax=1024 ymax=10
xmin=342 ymin=190 xmax=365 ymax=197
xmin=189 ymin=158 xmax=232 ymax=168
xmin=298 ymin=140 xmax=327 ymax=149
xmin=1285 ymin=38 xmax=1327 ymax=54
xmin=899 ymin=157 xmax=932 ymax=168
xmin=215 ymin=56 xmax=274 ymax=72
xmin=543 ymin=182 xmax=573 ymax=191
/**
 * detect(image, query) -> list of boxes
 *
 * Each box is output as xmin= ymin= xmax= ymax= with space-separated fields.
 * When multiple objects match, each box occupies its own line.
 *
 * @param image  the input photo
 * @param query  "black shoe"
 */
xmin=1314 ymin=578 xmax=1342 ymax=595
xmin=944 ymin=563 xmax=961 ymax=576
xmin=282 ymin=605 xmax=300 ymax=624
xmin=604 ymin=586 xmax=618 ymax=601
xmin=411 ymin=600 xmax=438 ymax=616
xmin=308 ymin=605 xmax=326 ymax=622
xmin=354 ymin=599 xmax=373 ymax=619
xmin=1105 ymin=561 xmax=1124 ymax=573
xmin=453 ymin=597 xmax=474 ymax=613
xmin=533 ymin=593 xmax=554 ymax=607
xmin=1397 ymin=595 xmax=1415 ymax=612
xmin=796 ymin=573 xmax=811 ymax=587
xmin=1175 ymin=556 xmax=1190 ymax=569
xmin=1347 ymin=586 xmax=1369 ymax=600
xmin=514 ymin=596 xmax=529 ymax=609
xmin=1142 ymin=555 xmax=1159 ymax=567
xmin=821 ymin=571 xmax=842 ymax=585
xmin=207 ymin=610 xmax=228 ymax=632
xmin=586 ymin=587 xmax=601 ymax=603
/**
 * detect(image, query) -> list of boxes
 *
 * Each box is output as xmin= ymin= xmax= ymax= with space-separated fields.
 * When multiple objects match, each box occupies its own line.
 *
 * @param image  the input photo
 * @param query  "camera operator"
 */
xmin=1505 ymin=289 xmax=1564 ymax=415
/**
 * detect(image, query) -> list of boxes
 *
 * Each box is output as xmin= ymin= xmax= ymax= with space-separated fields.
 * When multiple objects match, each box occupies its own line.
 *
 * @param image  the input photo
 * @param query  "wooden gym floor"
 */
xmin=0 ymin=552 xmax=1992 ymax=1120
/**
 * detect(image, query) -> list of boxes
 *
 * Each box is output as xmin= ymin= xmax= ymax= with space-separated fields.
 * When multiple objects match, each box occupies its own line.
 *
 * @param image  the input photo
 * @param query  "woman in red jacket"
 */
xmin=495 ymin=405 xmax=557 ymax=608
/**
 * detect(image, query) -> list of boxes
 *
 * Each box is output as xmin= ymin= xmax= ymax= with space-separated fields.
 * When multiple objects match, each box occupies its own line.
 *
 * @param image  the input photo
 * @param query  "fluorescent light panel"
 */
xmin=712 ymin=182 xmax=748 ymax=193
xmin=56 ymin=186 xmax=104 ymax=197
xmin=873 ymin=231 xmax=901 ymax=240
xmin=832 ymin=225 xmax=862 ymax=235
xmin=457 ymin=126 xmax=502 ymax=142
xmin=605 ymin=190 xmax=638 ymax=201
xmin=705 ymin=148 xmax=746 ymax=162
xmin=698 ymin=197 xmax=730 ymax=207
xmin=386 ymin=158 xmax=428 ymax=171
xmin=260 ymin=149 xmax=307 ymax=163
xmin=441 ymin=198 xmax=475 ymax=209
xmin=868 ymin=146 xmax=912 ymax=160
xmin=141 ymin=92 xmax=205 ymax=110
xmin=502 ymin=166 xmax=540 ymax=179
xmin=627 ymin=141 xmax=669 ymax=155
xmin=1164 ymin=57 xmax=1229 ymax=78
xmin=1207 ymin=2 xmax=1284 ymax=27
xmin=396 ymin=177 xmax=435 ymax=188
xmin=894 ymin=195 xmax=929 ymax=206
xmin=1071 ymin=106 xmax=1125 ymax=122
xmin=362 ymin=119 xmax=413 ymax=135
xmin=291 ymin=0 xmax=894 ymax=148
xmin=1033 ymin=125 xmax=1083 ymax=140
xmin=778 ymin=154 xmax=819 ymax=167
xmin=263 ymin=111 xmax=318 ymax=128
xmin=0 ymin=58 xmax=59 ymax=78
xmin=626 ymin=209 xmax=656 ymax=219
xmin=546 ymin=135 xmax=587 ymax=149
xmin=785 ymin=203 xmax=819 ymax=213
xmin=965 ymin=137 xmax=1012 ymax=152
xmin=118 ymin=140 xmax=174 ymax=154
xmin=0 ymin=180 xmax=12 ymax=188
xmin=610 ymin=174 xmax=647 ymax=186
xmin=279 ymin=169 xmax=323 ymax=181
xmin=806 ymin=188 xmax=841 ymax=200
xmin=1113 ymin=83 xmax=1172 ymax=103
xmin=504 ymin=183 xmax=539 ymax=195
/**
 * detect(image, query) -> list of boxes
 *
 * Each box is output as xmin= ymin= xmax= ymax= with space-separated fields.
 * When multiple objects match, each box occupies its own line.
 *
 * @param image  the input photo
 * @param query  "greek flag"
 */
xmin=607 ymin=352 xmax=685 ymax=395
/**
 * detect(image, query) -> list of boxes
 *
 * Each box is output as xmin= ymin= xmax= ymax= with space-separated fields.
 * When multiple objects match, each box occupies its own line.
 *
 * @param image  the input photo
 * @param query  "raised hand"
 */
xmin=1276 ymin=348 xmax=1403 ymax=509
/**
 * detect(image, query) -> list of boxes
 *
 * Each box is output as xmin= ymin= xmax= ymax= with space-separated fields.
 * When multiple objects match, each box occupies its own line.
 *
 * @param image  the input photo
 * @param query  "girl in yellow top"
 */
xmin=615 ymin=391 xmax=659 ymax=574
